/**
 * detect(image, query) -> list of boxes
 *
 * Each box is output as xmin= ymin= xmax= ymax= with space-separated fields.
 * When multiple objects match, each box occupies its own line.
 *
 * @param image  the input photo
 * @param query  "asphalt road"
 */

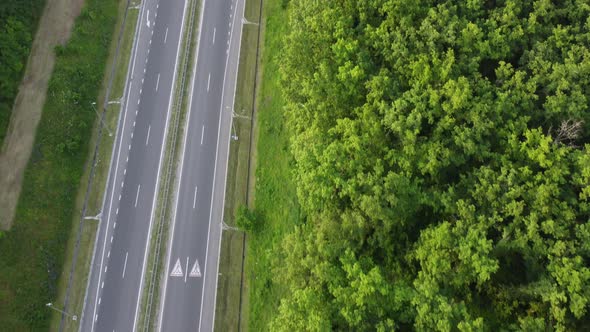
xmin=79 ymin=0 xmax=188 ymax=331
xmin=157 ymin=0 xmax=246 ymax=330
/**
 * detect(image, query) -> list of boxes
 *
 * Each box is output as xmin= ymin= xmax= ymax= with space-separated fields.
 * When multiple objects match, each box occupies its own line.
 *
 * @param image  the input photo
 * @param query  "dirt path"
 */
xmin=0 ymin=0 xmax=85 ymax=230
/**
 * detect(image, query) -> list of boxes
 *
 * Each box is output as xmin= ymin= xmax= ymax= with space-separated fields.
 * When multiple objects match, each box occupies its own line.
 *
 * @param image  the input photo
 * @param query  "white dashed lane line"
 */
xmin=122 ymin=252 xmax=129 ymax=279
xmin=135 ymin=184 xmax=141 ymax=207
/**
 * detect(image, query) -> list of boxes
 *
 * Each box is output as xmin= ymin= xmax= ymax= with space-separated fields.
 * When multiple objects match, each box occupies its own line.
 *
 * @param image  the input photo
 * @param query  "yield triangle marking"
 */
xmin=170 ymin=258 xmax=183 ymax=277
xmin=189 ymin=259 xmax=201 ymax=278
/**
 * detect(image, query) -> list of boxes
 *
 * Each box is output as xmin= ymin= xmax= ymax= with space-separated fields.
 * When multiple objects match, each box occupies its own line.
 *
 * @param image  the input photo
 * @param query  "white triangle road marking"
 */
xmin=189 ymin=259 xmax=201 ymax=278
xmin=170 ymin=258 xmax=183 ymax=277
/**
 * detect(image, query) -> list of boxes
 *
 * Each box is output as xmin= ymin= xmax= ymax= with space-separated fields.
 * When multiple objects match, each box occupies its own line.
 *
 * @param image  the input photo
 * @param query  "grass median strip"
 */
xmin=137 ymin=0 xmax=201 ymax=330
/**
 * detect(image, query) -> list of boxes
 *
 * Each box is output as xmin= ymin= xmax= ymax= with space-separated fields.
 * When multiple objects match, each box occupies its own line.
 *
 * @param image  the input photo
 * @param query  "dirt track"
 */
xmin=0 ymin=0 xmax=85 ymax=230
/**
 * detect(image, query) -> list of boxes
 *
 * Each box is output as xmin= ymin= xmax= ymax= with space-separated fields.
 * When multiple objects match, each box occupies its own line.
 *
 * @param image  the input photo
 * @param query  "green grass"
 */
xmin=245 ymin=0 xmax=301 ymax=330
xmin=47 ymin=2 xmax=141 ymax=331
xmin=213 ymin=0 xmax=262 ymax=329
xmin=0 ymin=0 xmax=119 ymax=329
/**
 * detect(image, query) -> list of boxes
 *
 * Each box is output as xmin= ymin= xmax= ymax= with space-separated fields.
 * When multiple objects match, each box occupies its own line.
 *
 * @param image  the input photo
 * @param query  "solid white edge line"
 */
xmin=131 ymin=0 xmax=190 ymax=331
xmin=199 ymin=0 xmax=243 ymax=330
xmin=157 ymin=0 xmax=207 ymax=329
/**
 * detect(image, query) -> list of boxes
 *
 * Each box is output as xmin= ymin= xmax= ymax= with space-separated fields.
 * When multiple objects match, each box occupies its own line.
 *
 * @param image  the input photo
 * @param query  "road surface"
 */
xmin=157 ymin=0 xmax=245 ymax=330
xmin=79 ymin=0 xmax=188 ymax=330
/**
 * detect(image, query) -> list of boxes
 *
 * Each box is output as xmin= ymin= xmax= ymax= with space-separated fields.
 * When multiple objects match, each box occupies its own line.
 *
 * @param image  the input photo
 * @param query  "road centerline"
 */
xmin=184 ymin=257 xmax=189 ymax=283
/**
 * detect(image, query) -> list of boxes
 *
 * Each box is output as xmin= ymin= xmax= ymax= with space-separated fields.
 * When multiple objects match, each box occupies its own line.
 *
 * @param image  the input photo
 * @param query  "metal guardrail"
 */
xmin=142 ymin=0 xmax=199 ymax=329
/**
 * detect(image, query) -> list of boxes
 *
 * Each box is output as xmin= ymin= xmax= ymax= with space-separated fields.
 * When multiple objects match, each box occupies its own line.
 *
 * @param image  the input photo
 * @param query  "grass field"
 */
xmin=244 ymin=0 xmax=301 ymax=330
xmin=0 ymin=0 xmax=119 ymax=329
xmin=0 ymin=0 xmax=85 ymax=230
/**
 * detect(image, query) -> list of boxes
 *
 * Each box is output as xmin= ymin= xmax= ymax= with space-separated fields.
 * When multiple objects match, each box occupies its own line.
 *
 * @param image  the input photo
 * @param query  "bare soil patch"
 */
xmin=0 ymin=0 xmax=85 ymax=229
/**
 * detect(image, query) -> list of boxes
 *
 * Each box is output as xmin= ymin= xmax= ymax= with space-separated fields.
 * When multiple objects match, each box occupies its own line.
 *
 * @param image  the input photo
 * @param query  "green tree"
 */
xmin=268 ymin=0 xmax=590 ymax=329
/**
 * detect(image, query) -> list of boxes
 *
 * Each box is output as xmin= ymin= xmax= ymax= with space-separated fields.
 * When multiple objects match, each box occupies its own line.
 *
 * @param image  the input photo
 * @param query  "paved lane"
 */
xmin=79 ymin=0 xmax=188 ymax=331
xmin=157 ymin=0 xmax=246 ymax=330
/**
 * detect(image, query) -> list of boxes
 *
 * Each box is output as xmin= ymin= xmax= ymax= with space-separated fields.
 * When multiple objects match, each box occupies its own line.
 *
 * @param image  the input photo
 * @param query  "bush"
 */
xmin=236 ymin=205 xmax=257 ymax=232
xmin=0 ymin=0 xmax=46 ymax=145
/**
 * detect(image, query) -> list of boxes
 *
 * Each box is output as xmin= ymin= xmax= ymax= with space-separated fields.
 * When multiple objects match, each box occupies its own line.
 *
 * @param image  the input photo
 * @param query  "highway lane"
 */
xmin=79 ymin=0 xmax=188 ymax=331
xmin=157 ymin=0 xmax=246 ymax=330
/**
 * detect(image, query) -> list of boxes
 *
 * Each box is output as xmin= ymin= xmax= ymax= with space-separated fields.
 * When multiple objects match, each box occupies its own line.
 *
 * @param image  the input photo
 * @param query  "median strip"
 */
xmin=136 ymin=0 xmax=203 ymax=330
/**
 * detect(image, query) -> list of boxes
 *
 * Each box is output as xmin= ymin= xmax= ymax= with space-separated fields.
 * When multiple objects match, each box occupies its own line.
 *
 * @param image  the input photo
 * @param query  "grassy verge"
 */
xmin=47 ymin=1 xmax=142 ymax=331
xmin=246 ymin=0 xmax=301 ymax=328
xmin=0 ymin=0 xmax=120 ymax=330
xmin=216 ymin=0 xmax=301 ymax=330
xmin=213 ymin=0 xmax=262 ymax=329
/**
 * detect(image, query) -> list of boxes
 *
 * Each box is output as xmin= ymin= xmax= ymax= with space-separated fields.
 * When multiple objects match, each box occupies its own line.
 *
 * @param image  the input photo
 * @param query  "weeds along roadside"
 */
xmin=240 ymin=0 xmax=302 ymax=330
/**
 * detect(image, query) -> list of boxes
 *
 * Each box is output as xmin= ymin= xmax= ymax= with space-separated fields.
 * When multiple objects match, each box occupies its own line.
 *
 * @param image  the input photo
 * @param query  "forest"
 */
xmin=272 ymin=0 xmax=590 ymax=330
xmin=0 ymin=0 xmax=46 ymax=144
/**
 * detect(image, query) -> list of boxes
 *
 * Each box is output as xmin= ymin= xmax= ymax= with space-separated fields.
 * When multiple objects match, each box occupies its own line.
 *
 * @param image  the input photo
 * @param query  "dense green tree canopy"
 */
xmin=0 ymin=0 xmax=46 ymax=143
xmin=276 ymin=0 xmax=590 ymax=330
